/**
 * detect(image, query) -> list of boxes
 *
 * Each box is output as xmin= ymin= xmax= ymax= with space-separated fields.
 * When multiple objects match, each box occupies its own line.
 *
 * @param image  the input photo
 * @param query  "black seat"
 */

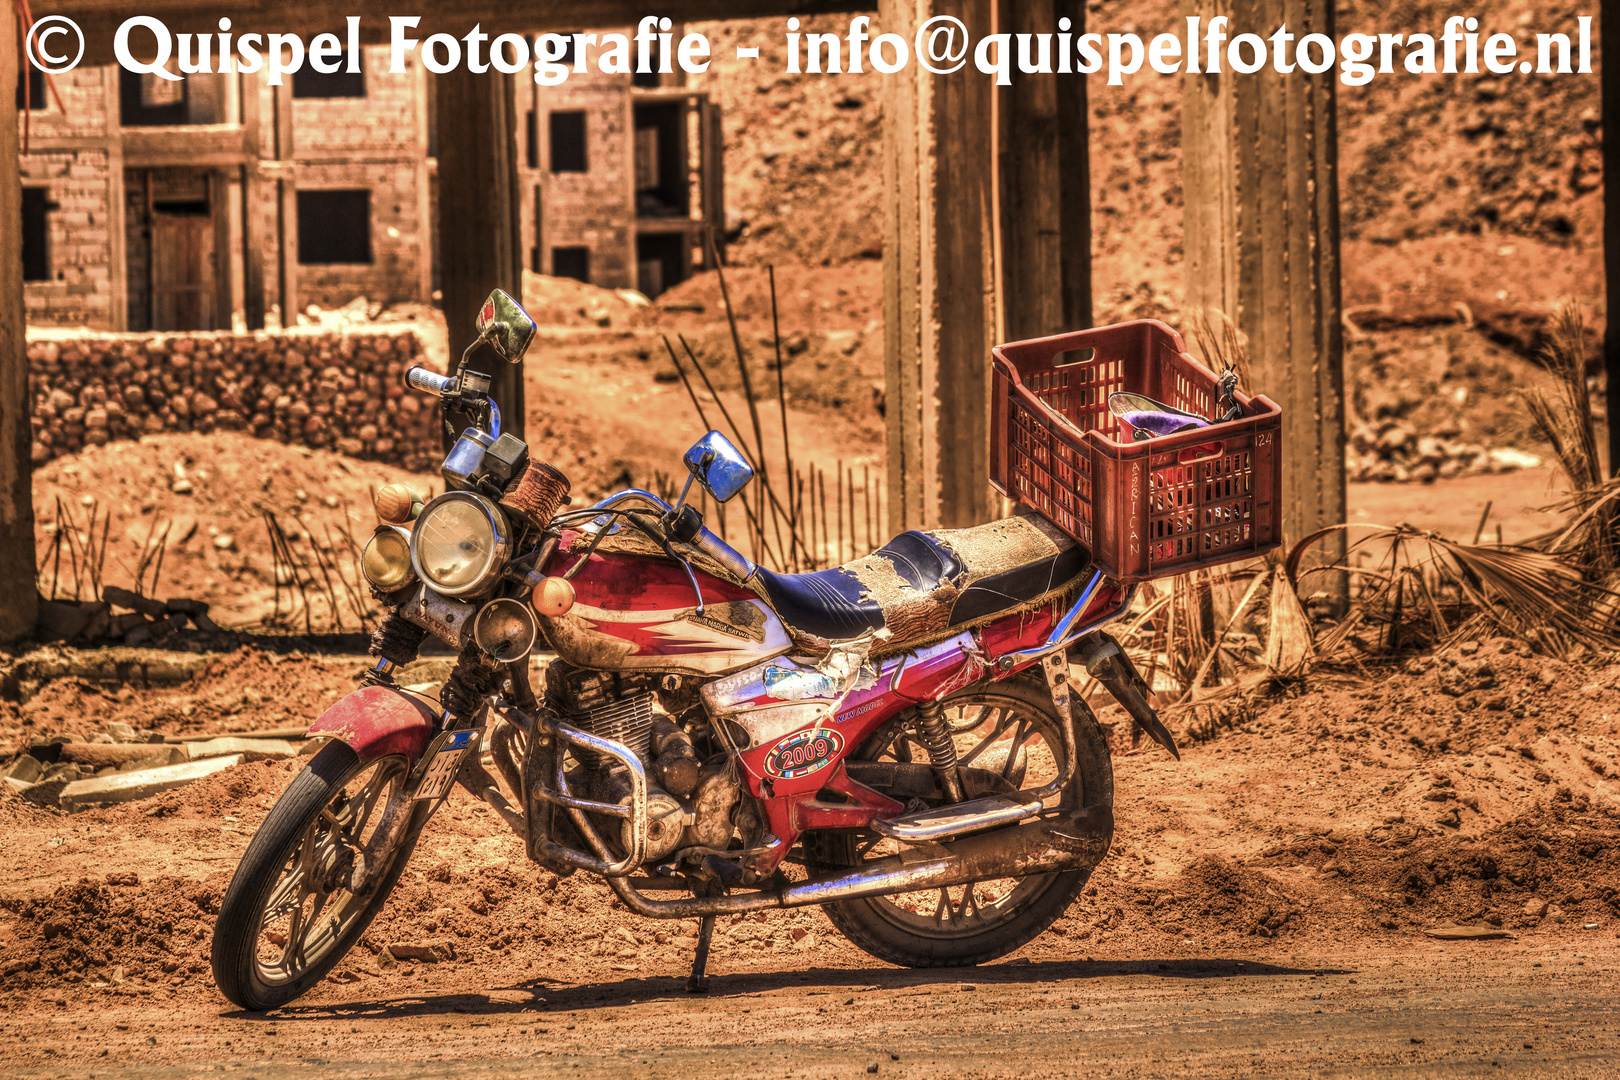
xmin=753 ymin=531 xmax=963 ymax=642
xmin=944 ymin=542 xmax=1091 ymax=627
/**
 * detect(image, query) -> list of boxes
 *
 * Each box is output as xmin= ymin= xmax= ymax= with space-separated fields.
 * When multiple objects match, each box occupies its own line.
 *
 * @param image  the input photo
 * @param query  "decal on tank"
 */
xmin=571 ymin=602 xmax=783 ymax=656
xmin=680 ymin=600 xmax=768 ymax=643
xmin=763 ymin=727 xmax=845 ymax=780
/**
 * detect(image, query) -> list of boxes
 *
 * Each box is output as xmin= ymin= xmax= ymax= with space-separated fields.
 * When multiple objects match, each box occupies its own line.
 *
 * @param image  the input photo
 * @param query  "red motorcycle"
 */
xmin=210 ymin=290 xmax=1281 ymax=1009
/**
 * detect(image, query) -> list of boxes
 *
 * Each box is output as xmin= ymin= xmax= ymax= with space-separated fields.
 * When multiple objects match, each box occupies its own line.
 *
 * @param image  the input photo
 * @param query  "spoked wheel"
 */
xmin=211 ymin=742 xmax=423 ymax=1010
xmin=806 ymin=675 xmax=1113 ymax=967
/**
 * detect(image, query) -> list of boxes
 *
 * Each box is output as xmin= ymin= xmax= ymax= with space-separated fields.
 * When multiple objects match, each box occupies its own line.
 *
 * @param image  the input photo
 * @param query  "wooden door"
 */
xmin=151 ymin=209 xmax=215 ymax=331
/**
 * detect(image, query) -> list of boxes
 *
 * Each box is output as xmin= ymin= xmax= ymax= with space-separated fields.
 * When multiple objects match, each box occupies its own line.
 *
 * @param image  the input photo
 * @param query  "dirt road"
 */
xmin=5 ymin=625 xmax=1619 ymax=1078
xmin=3 ymin=944 xmax=1617 ymax=1078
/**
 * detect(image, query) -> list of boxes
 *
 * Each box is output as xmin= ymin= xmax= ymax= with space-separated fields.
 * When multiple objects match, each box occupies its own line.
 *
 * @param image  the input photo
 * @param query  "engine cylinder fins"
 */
xmin=568 ymin=692 xmax=656 ymax=765
xmin=547 ymin=661 xmax=660 ymax=764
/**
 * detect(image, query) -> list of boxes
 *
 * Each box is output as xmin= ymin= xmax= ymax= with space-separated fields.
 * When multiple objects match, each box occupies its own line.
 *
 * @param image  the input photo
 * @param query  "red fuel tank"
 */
xmin=535 ymin=535 xmax=790 ymax=677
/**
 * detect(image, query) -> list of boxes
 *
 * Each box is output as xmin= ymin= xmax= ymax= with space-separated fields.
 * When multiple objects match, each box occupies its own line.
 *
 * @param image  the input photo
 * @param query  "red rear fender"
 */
xmin=306 ymin=684 xmax=438 ymax=764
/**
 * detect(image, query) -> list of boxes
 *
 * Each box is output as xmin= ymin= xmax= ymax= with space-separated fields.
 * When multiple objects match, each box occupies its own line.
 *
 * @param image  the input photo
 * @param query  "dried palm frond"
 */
xmin=1524 ymin=300 xmax=1601 ymax=491
xmin=1186 ymin=307 xmax=1254 ymax=391
xmin=1289 ymin=523 xmax=1620 ymax=660
xmin=1523 ymin=301 xmax=1610 ymax=569
xmin=1263 ymin=569 xmax=1317 ymax=675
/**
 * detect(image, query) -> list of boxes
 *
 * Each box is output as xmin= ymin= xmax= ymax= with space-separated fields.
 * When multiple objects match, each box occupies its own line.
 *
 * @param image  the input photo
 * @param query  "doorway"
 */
xmin=150 ymin=200 xmax=216 ymax=331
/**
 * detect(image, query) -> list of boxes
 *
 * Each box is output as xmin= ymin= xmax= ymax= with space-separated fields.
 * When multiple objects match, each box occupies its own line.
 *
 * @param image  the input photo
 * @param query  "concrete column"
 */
xmin=1180 ymin=0 xmax=1346 ymax=565
xmin=1054 ymin=0 xmax=1092 ymax=331
xmin=1000 ymin=0 xmax=1092 ymax=341
xmin=999 ymin=0 xmax=1061 ymax=344
xmin=0 ymin=14 xmax=39 ymax=642
xmin=434 ymin=68 xmax=525 ymax=439
xmin=881 ymin=0 xmax=997 ymax=532
xmin=1605 ymin=0 xmax=1620 ymax=475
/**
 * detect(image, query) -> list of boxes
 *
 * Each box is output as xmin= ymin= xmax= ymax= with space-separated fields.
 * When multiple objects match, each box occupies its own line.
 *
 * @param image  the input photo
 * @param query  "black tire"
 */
xmin=211 ymin=742 xmax=422 ymax=1010
xmin=807 ymin=677 xmax=1113 ymax=967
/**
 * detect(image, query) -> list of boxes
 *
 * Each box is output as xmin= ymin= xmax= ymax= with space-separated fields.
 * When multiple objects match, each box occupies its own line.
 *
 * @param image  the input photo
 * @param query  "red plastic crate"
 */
xmin=990 ymin=320 xmax=1282 ymax=583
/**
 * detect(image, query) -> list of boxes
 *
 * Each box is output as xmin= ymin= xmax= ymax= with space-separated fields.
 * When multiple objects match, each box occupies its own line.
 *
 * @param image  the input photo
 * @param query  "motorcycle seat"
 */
xmin=753 ymin=531 xmax=961 ymax=643
xmin=753 ymin=513 xmax=1091 ymax=647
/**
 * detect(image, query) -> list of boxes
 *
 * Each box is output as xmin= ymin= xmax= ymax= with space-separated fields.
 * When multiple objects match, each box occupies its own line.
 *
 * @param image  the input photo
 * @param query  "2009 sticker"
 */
xmin=763 ymin=727 xmax=845 ymax=780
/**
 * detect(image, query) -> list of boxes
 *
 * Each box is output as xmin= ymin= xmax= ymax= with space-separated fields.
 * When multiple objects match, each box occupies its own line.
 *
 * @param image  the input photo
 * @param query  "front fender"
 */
xmin=307 ymin=684 xmax=438 ymax=765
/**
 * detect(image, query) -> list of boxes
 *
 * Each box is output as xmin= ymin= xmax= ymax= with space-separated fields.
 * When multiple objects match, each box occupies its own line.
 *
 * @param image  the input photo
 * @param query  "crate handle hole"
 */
xmin=1177 ymin=441 xmax=1226 ymax=465
xmin=1053 ymin=347 xmax=1096 ymax=367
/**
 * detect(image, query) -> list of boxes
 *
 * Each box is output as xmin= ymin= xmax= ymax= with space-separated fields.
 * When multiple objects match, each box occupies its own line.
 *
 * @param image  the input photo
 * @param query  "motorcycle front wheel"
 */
xmin=805 ymin=675 xmax=1114 ymax=967
xmin=211 ymin=741 xmax=423 ymax=1010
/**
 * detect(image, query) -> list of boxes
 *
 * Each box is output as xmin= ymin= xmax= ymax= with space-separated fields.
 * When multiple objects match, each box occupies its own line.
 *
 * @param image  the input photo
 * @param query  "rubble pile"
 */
xmin=36 ymin=587 xmax=221 ymax=647
xmin=1348 ymin=420 xmax=1541 ymax=483
xmin=3 ymin=722 xmax=308 ymax=813
xmin=27 ymin=329 xmax=444 ymax=472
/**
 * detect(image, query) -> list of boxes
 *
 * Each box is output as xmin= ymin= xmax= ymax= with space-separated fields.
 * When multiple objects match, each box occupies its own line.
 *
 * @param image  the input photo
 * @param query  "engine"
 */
xmin=545 ymin=660 xmax=746 ymax=866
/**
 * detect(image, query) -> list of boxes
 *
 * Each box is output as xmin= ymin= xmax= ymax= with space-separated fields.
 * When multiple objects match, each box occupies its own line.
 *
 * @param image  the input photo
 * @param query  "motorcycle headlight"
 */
xmin=409 ymin=491 xmax=510 ymax=597
xmin=361 ymin=525 xmax=416 ymax=592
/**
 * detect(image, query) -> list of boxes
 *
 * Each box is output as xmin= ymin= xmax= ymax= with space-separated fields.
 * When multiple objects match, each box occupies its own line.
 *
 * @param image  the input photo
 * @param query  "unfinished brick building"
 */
xmin=15 ymin=37 xmax=722 ymax=332
xmin=17 ymin=47 xmax=431 ymax=331
xmin=519 ymin=36 xmax=724 ymax=295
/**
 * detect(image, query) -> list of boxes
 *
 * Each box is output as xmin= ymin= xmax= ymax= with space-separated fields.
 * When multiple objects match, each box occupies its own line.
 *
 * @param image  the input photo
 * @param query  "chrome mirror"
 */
xmin=682 ymin=431 xmax=753 ymax=504
xmin=475 ymin=288 xmax=536 ymax=364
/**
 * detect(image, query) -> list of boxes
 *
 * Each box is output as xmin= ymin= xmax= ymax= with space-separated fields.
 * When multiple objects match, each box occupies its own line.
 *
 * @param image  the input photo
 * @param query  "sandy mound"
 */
xmin=31 ymin=433 xmax=436 ymax=629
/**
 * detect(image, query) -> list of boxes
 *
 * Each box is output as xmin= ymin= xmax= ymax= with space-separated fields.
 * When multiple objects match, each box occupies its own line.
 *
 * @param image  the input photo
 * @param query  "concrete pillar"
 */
xmin=434 ymin=68 xmax=526 ymax=440
xmin=881 ymin=0 xmax=997 ymax=532
xmin=1180 ymin=0 xmax=1346 ymax=565
xmin=1054 ymin=0 xmax=1092 ymax=331
xmin=1605 ymin=0 xmax=1620 ymax=475
xmin=0 ymin=14 xmax=39 ymax=642
xmin=1000 ymin=0 xmax=1092 ymax=341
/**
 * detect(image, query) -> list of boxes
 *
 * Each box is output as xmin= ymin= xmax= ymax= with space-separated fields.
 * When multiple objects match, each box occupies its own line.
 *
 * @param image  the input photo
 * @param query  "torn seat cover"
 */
xmin=752 ymin=512 xmax=1090 ymax=647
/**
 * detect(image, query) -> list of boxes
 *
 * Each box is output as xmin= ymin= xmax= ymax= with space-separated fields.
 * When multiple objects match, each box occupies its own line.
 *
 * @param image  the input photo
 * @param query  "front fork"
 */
xmin=346 ymin=650 xmax=536 ymax=896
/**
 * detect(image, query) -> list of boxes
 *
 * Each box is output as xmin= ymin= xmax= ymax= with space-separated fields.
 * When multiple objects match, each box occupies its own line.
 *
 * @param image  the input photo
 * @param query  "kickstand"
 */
xmin=686 ymin=915 xmax=715 ymax=993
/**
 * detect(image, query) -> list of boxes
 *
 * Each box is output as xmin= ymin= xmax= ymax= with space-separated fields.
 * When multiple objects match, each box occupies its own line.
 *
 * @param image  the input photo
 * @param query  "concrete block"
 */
xmin=4 ymin=756 xmax=43 ymax=783
xmin=59 ymin=742 xmax=184 ymax=770
xmin=58 ymin=754 xmax=246 ymax=812
xmin=184 ymin=738 xmax=300 ymax=763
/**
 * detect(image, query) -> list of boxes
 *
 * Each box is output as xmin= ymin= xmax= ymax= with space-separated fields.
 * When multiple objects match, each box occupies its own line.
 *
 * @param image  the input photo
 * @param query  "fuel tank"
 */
xmin=536 ymin=536 xmax=790 ymax=677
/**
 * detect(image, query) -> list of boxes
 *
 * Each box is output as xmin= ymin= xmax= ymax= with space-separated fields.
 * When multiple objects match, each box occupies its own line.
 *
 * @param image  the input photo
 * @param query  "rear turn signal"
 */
xmin=532 ymin=576 xmax=575 ymax=617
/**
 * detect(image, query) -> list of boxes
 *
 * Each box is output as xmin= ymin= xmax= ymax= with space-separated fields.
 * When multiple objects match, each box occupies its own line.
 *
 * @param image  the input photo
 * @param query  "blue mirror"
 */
xmin=683 ymin=431 xmax=754 ymax=503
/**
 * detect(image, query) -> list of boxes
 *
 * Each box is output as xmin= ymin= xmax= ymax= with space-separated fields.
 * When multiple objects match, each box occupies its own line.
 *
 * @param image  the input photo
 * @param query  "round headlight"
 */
xmin=362 ymin=525 xmax=416 ymax=592
xmin=409 ymin=491 xmax=510 ymax=597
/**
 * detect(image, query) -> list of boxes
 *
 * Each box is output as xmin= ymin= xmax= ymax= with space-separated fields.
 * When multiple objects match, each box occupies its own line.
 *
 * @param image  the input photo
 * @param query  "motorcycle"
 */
xmin=210 ymin=289 xmax=1259 ymax=1010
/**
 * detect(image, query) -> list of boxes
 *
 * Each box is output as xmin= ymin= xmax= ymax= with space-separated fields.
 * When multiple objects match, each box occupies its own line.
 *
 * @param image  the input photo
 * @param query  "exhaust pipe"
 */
xmin=600 ymin=804 xmax=1115 ymax=918
xmin=782 ymin=803 xmax=1114 ymax=907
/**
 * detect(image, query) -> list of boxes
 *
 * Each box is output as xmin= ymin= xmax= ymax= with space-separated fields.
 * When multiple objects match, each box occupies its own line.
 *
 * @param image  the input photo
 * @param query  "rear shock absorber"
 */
xmin=913 ymin=701 xmax=965 ymax=803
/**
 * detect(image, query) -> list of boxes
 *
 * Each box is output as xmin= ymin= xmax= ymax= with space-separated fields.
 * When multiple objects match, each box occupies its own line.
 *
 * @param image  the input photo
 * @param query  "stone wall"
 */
xmin=26 ymin=329 xmax=444 ymax=473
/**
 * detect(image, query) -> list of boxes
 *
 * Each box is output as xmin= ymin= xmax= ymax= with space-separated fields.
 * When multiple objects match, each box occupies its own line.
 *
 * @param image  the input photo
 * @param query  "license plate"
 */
xmin=413 ymin=729 xmax=477 ymax=802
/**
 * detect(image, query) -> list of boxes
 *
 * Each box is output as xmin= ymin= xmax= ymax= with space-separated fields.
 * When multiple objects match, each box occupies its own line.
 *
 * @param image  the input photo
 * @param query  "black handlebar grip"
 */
xmin=405 ymin=366 xmax=454 ymax=394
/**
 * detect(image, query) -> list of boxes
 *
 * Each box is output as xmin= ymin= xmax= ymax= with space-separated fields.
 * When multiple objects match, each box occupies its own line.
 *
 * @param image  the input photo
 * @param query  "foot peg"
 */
xmin=872 ymin=792 xmax=1045 ymax=843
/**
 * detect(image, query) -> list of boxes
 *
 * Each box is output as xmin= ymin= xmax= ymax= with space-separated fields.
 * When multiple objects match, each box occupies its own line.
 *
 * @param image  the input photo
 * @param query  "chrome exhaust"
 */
xmin=597 ymin=803 xmax=1115 ymax=919
xmin=782 ymin=803 xmax=1114 ymax=907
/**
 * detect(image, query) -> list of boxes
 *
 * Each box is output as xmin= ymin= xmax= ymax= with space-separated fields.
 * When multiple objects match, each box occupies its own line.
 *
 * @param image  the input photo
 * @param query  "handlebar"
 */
xmin=585 ymin=489 xmax=757 ymax=582
xmin=406 ymin=365 xmax=502 ymax=439
xmin=405 ymin=366 xmax=455 ymax=395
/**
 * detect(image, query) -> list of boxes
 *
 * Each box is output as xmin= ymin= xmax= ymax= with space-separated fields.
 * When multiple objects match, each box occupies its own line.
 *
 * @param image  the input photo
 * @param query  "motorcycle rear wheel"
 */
xmin=211 ymin=741 xmax=423 ymax=1010
xmin=806 ymin=675 xmax=1114 ymax=967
